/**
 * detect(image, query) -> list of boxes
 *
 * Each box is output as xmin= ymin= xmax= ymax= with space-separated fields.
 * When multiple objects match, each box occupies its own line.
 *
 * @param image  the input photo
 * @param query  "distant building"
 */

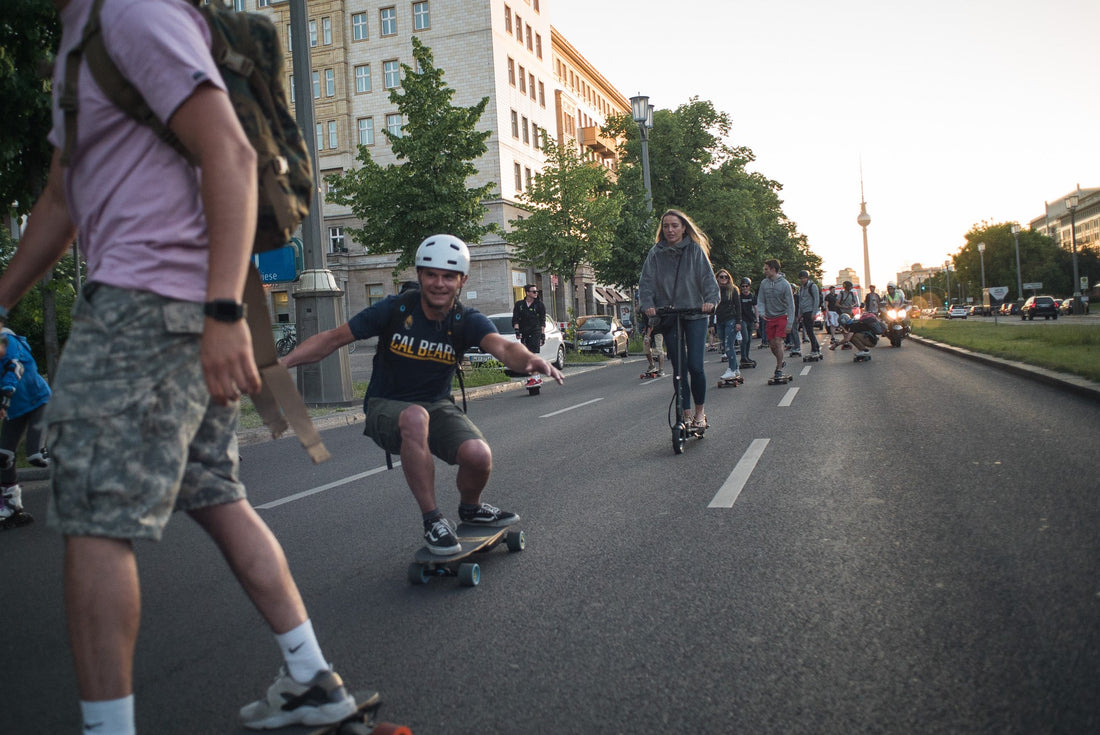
xmin=250 ymin=0 xmax=631 ymax=325
xmin=1029 ymin=186 xmax=1099 ymax=257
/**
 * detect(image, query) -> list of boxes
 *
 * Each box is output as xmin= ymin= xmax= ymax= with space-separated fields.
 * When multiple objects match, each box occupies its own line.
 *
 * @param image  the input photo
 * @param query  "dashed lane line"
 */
xmin=539 ymin=397 xmax=604 ymax=418
xmin=255 ymin=462 xmax=400 ymax=510
xmin=708 ymin=438 xmax=769 ymax=508
xmin=778 ymin=387 xmax=799 ymax=406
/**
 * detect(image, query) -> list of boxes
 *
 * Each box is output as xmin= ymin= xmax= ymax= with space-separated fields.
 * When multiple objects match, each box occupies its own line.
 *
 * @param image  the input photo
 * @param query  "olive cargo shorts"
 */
xmin=364 ymin=397 xmax=485 ymax=465
xmin=46 ymin=285 xmax=245 ymax=541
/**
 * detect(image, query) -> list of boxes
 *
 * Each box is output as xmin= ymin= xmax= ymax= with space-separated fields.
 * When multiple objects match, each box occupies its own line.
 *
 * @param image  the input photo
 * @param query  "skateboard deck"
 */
xmin=716 ymin=376 xmax=743 ymax=388
xmin=640 ymin=370 xmax=663 ymax=379
xmin=853 ymin=354 xmax=871 ymax=362
xmin=409 ymin=524 xmax=525 ymax=586
xmin=802 ymin=354 xmax=822 ymax=362
xmin=739 ymin=360 xmax=756 ymax=369
xmin=288 ymin=691 xmax=410 ymax=735
xmin=524 ymin=377 xmax=542 ymax=395
xmin=767 ymin=374 xmax=793 ymax=385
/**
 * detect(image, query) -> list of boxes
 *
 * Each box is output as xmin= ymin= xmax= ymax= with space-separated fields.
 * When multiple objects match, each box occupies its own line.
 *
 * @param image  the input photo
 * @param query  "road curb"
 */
xmin=909 ymin=334 xmax=1100 ymax=403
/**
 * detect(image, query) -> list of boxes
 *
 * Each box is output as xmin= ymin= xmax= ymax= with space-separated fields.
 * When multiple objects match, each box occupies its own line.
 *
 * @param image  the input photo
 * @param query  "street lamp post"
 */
xmin=1065 ymin=194 xmax=1081 ymax=314
xmin=977 ymin=241 xmax=987 ymax=312
xmin=1010 ymin=224 xmax=1023 ymax=301
xmin=944 ymin=261 xmax=951 ymax=306
xmin=630 ymin=95 xmax=654 ymax=213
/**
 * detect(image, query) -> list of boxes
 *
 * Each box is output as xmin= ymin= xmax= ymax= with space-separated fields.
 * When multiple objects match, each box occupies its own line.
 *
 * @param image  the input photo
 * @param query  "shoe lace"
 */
xmin=477 ymin=503 xmax=501 ymax=517
xmin=429 ymin=518 xmax=455 ymax=538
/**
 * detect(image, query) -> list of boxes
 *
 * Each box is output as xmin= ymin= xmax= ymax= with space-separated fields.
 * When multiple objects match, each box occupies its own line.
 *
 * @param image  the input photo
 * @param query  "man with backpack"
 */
xmin=284 ymin=235 xmax=563 ymax=556
xmin=0 ymin=1 xmax=360 ymax=732
xmin=796 ymin=271 xmax=823 ymax=360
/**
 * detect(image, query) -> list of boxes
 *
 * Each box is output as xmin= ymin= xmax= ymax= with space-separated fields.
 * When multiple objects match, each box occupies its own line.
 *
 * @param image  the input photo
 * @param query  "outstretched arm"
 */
xmin=481 ymin=332 xmax=564 ymax=384
xmin=282 ymin=323 xmax=355 ymax=368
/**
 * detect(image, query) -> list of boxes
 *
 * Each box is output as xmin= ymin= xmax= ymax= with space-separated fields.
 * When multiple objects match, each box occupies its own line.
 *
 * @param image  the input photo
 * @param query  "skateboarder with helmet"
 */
xmin=284 ymin=235 xmax=563 ymax=555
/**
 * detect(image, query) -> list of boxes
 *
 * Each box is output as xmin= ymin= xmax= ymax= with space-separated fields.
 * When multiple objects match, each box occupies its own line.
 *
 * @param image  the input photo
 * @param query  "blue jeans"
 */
xmin=717 ymin=319 xmax=740 ymax=372
xmin=664 ymin=317 xmax=708 ymax=414
xmin=738 ymin=320 xmax=753 ymax=360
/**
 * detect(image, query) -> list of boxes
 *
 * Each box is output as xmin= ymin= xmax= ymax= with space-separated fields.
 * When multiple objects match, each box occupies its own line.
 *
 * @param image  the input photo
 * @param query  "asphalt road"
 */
xmin=3 ymin=339 xmax=1098 ymax=734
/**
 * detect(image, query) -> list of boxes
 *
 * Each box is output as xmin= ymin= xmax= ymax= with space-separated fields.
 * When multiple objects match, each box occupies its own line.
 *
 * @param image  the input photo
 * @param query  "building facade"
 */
xmin=248 ymin=0 xmax=630 ymax=327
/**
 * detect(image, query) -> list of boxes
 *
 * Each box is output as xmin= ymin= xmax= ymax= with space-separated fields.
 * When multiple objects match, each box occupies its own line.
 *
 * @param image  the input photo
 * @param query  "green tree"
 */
xmin=508 ymin=136 xmax=623 ymax=295
xmin=0 ymin=0 xmax=59 ymax=217
xmin=326 ymin=37 xmax=496 ymax=272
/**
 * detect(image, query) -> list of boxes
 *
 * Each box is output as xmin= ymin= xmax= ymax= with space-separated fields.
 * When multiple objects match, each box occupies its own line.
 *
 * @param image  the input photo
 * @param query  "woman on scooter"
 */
xmin=638 ymin=210 xmax=719 ymax=429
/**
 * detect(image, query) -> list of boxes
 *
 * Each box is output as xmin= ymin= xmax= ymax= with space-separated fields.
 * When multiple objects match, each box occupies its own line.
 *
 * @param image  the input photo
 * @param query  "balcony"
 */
xmin=579 ymin=126 xmax=617 ymax=159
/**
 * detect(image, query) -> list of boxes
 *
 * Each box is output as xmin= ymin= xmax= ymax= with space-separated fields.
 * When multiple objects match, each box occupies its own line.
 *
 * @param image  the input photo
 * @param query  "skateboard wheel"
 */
xmin=407 ymin=563 xmax=429 ymax=585
xmin=457 ymin=562 xmax=481 ymax=587
xmin=371 ymin=724 xmax=412 ymax=735
xmin=505 ymin=529 xmax=526 ymax=552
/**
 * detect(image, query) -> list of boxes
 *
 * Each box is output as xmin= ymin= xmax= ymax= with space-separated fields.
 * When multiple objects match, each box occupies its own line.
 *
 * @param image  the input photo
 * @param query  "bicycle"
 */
xmin=275 ymin=325 xmax=297 ymax=357
xmin=654 ymin=306 xmax=707 ymax=454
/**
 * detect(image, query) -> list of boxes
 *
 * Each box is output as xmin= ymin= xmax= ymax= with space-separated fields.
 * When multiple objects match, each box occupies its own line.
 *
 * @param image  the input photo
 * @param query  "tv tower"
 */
xmin=857 ymin=165 xmax=871 ymax=290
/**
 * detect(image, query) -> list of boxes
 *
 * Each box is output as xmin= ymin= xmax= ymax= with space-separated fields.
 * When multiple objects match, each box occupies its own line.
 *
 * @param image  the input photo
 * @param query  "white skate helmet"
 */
xmin=415 ymin=235 xmax=470 ymax=275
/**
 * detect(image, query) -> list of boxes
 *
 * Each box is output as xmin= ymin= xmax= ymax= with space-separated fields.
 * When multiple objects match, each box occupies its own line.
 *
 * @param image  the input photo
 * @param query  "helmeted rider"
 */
xmin=883 ymin=282 xmax=907 ymax=309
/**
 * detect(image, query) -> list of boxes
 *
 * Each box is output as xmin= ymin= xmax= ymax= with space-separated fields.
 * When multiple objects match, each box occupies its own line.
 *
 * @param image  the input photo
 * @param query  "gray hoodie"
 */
xmin=637 ymin=238 xmax=720 ymax=320
xmin=757 ymin=272 xmax=796 ymax=323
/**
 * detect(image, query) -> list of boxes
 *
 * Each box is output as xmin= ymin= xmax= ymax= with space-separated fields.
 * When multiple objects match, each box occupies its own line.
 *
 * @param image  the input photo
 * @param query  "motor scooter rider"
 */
xmin=883 ymin=282 xmax=907 ymax=309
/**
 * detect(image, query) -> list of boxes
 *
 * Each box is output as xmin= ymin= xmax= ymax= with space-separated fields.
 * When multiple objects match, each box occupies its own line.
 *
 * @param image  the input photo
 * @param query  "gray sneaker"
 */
xmin=239 ymin=665 xmax=357 ymax=730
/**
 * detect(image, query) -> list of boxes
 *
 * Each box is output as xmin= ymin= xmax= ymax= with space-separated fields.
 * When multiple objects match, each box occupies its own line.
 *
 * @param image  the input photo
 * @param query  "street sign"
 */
xmin=1082 ymin=276 xmax=1089 ymax=292
xmin=988 ymin=286 xmax=1009 ymax=300
xmin=253 ymin=243 xmax=299 ymax=283
xmin=1022 ymin=282 xmax=1042 ymax=290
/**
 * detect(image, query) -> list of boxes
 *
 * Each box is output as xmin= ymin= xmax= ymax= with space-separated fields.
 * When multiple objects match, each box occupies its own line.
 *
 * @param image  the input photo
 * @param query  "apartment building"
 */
xmin=248 ymin=0 xmax=630 ymax=323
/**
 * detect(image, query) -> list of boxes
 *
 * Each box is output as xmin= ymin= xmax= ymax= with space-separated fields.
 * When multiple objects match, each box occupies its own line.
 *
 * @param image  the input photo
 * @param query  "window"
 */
xmin=322 ymin=17 xmax=332 ymax=45
xmin=324 ymin=68 xmax=335 ymax=97
xmin=521 ymin=116 xmax=529 ymax=143
xmin=504 ymin=5 xmax=512 ymax=33
xmin=286 ymin=24 xmax=292 ymax=52
xmin=329 ymin=227 xmax=345 ymax=252
xmin=515 ymin=14 xmax=522 ymax=42
xmin=315 ymin=123 xmax=324 ymax=151
xmin=328 ymin=120 xmax=338 ymax=149
xmin=533 ymin=0 xmax=540 ymax=11
xmin=311 ymin=71 xmax=320 ymax=99
xmin=289 ymin=74 xmax=294 ymax=103
xmin=383 ymin=60 xmax=400 ymax=89
xmin=525 ymin=167 xmax=532 ymax=189
xmin=518 ymin=65 xmax=526 ymax=94
xmin=233 ymin=0 xmax=244 ymax=12
xmin=510 ymin=110 xmax=519 ymax=138
xmin=309 ymin=20 xmax=317 ymax=47
xmin=535 ymin=33 xmax=542 ymax=59
xmin=354 ymin=64 xmax=371 ymax=93
xmin=366 ymin=284 xmax=385 ymax=307
xmin=507 ymin=57 xmax=515 ymax=86
xmin=531 ymin=122 xmax=540 ymax=147
xmin=526 ymin=24 xmax=532 ymax=51
xmin=386 ymin=113 xmax=402 ymax=138
xmin=413 ymin=2 xmax=430 ymax=31
xmin=258 ymin=0 xmax=270 ymax=7
xmin=352 ymin=12 xmax=368 ymax=40
xmin=514 ymin=162 xmax=522 ymax=192
xmin=529 ymin=73 xmax=535 ymax=100
xmin=380 ymin=7 xmax=397 ymax=36
xmin=357 ymin=117 xmax=375 ymax=146
xmin=538 ymin=81 xmax=545 ymax=107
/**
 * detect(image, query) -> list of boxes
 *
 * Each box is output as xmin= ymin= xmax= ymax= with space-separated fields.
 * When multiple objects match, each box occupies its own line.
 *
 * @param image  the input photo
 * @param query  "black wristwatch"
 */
xmin=203 ymin=299 xmax=246 ymax=322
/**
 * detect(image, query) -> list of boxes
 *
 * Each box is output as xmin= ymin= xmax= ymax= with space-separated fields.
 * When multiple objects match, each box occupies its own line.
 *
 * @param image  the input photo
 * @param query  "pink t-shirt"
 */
xmin=49 ymin=0 xmax=226 ymax=303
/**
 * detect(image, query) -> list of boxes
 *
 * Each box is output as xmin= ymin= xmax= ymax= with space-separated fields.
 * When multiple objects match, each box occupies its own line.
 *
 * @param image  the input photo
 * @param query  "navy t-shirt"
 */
xmin=349 ymin=295 xmax=496 ymax=403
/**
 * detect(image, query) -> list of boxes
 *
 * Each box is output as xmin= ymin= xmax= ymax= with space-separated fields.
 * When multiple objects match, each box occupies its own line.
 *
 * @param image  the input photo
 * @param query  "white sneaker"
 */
xmin=240 ymin=665 xmax=357 ymax=730
xmin=720 ymin=368 xmax=737 ymax=380
xmin=2 ymin=484 xmax=23 ymax=512
xmin=856 ymin=350 xmax=870 ymax=357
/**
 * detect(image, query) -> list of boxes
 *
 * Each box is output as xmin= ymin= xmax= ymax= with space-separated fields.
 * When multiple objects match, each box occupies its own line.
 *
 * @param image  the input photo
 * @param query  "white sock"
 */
xmin=80 ymin=695 xmax=135 ymax=735
xmin=276 ymin=619 xmax=328 ymax=683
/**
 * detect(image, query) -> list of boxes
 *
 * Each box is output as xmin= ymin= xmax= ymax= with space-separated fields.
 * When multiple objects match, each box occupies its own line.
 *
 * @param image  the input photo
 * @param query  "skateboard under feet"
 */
xmin=739 ymin=359 xmax=757 ymax=369
xmin=300 ymin=691 xmax=410 ymax=735
xmin=524 ymin=377 xmax=542 ymax=395
xmin=409 ymin=524 xmax=525 ymax=587
xmin=802 ymin=354 xmax=822 ymax=362
xmin=853 ymin=354 xmax=871 ymax=362
xmin=716 ymin=376 xmax=744 ymax=388
xmin=768 ymin=373 xmax=793 ymax=385
xmin=640 ymin=369 xmax=663 ymax=380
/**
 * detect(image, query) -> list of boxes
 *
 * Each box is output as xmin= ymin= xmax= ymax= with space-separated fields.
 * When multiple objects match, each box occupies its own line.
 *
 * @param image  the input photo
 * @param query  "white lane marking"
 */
xmin=639 ymin=376 xmax=667 ymax=387
xmin=255 ymin=462 xmax=401 ymax=510
xmin=540 ymin=397 xmax=604 ymax=418
xmin=778 ymin=387 xmax=799 ymax=406
xmin=800 ymin=365 xmax=811 ymax=376
xmin=709 ymin=438 xmax=769 ymax=508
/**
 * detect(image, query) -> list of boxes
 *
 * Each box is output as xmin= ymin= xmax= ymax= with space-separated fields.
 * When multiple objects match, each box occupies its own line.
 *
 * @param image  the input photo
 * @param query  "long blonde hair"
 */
xmin=656 ymin=209 xmax=711 ymax=259
xmin=715 ymin=268 xmax=734 ymax=300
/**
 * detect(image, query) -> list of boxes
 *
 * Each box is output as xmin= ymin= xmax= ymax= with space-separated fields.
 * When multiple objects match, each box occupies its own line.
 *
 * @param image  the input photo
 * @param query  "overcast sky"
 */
xmin=549 ymin=0 xmax=1099 ymax=287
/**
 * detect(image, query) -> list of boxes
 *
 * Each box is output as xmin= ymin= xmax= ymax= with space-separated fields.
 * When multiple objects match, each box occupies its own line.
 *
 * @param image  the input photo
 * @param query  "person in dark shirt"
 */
xmin=285 ymin=235 xmax=563 ymax=555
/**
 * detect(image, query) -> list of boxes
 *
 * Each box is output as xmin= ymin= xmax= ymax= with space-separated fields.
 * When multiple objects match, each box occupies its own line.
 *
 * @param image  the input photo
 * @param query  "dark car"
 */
xmin=573 ymin=315 xmax=629 ymax=357
xmin=1021 ymin=295 xmax=1059 ymax=320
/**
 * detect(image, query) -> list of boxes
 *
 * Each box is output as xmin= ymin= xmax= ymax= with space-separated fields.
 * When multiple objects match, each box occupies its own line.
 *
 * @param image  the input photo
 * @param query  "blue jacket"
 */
xmin=1 ymin=331 xmax=52 ymax=420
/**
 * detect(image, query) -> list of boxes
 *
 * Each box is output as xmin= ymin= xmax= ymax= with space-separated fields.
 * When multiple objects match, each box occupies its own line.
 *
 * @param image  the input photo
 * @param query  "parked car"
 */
xmin=1000 ymin=301 xmax=1023 ymax=316
xmin=464 ymin=313 xmax=565 ymax=370
xmin=931 ymin=307 xmax=949 ymax=319
xmin=1021 ymin=295 xmax=1059 ymax=320
xmin=1059 ymin=298 xmax=1075 ymax=315
xmin=947 ymin=306 xmax=968 ymax=319
xmin=573 ymin=314 xmax=629 ymax=357
xmin=968 ymin=305 xmax=983 ymax=316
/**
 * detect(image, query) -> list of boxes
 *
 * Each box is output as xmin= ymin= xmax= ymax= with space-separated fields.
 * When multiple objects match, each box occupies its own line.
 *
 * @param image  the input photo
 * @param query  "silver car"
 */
xmin=464 ymin=313 xmax=566 ymax=369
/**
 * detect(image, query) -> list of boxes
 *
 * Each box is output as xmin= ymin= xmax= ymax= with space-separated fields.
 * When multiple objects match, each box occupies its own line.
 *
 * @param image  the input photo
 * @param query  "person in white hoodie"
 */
xmin=757 ymin=259 xmax=796 ymax=379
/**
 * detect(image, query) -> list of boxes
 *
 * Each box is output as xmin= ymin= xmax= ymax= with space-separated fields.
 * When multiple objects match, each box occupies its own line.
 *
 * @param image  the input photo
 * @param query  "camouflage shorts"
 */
xmin=46 ymin=285 xmax=245 ymax=541
xmin=364 ymin=397 xmax=485 ymax=465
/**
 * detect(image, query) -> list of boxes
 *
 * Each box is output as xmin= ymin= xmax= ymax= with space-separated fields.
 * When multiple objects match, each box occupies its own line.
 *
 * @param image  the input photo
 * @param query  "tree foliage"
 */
xmin=600 ymin=98 xmax=820 ymax=290
xmin=0 ymin=0 xmax=59 ymax=216
xmin=508 ymin=137 xmax=623 ymax=287
xmin=0 ymin=226 xmax=76 ymax=372
xmin=326 ymin=37 xmax=496 ymax=272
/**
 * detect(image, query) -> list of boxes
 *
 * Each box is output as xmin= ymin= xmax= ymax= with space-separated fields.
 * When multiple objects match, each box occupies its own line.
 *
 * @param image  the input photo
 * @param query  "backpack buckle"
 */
xmin=272 ymin=156 xmax=289 ymax=176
